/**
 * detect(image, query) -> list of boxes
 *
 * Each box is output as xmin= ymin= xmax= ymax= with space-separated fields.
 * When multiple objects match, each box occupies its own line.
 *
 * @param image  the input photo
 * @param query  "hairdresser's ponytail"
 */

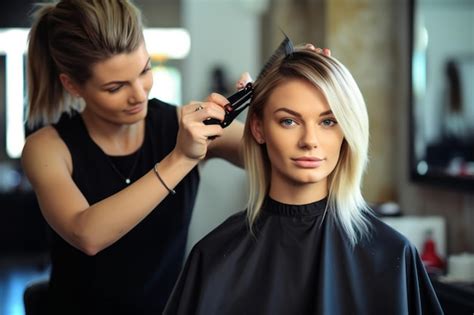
xmin=27 ymin=4 xmax=69 ymax=128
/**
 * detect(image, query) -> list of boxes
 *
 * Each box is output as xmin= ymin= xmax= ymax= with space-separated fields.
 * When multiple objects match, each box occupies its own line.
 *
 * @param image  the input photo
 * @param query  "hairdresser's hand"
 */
xmin=236 ymin=72 xmax=253 ymax=90
xmin=175 ymin=98 xmax=227 ymax=161
xmin=305 ymin=43 xmax=331 ymax=56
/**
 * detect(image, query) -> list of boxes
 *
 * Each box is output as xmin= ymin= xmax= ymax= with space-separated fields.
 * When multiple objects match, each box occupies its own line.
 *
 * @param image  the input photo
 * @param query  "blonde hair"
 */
xmin=243 ymin=47 xmax=371 ymax=246
xmin=27 ymin=0 xmax=144 ymax=127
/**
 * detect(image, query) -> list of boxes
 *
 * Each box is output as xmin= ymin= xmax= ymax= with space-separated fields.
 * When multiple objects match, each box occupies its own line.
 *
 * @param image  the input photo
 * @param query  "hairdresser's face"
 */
xmin=79 ymin=42 xmax=153 ymax=125
xmin=254 ymin=79 xmax=344 ymax=193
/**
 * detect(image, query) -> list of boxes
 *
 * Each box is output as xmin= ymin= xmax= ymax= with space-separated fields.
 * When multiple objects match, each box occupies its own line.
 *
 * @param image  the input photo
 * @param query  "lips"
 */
xmin=292 ymin=157 xmax=324 ymax=168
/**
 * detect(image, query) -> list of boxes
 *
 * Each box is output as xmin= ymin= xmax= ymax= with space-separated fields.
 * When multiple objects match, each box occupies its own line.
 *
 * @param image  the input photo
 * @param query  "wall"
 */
xmin=326 ymin=0 xmax=398 ymax=203
xmin=260 ymin=0 xmax=326 ymax=62
xmin=135 ymin=0 xmax=181 ymax=27
xmin=181 ymin=0 xmax=264 ymax=253
xmin=326 ymin=0 xmax=474 ymax=254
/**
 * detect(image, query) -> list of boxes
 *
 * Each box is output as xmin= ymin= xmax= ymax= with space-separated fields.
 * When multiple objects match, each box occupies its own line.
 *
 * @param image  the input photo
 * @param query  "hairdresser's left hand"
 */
xmin=305 ymin=43 xmax=331 ymax=56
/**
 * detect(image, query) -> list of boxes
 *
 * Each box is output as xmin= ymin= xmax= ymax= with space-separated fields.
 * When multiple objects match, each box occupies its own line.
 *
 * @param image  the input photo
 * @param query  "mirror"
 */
xmin=410 ymin=0 xmax=474 ymax=190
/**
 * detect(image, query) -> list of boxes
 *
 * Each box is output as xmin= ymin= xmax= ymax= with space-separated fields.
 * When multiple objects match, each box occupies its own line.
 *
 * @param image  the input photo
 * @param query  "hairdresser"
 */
xmin=21 ymin=0 xmax=248 ymax=313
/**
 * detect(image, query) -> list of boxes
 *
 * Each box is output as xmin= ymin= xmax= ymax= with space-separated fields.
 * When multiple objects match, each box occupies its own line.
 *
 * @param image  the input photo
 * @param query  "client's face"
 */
xmin=254 ymin=78 xmax=344 ymax=195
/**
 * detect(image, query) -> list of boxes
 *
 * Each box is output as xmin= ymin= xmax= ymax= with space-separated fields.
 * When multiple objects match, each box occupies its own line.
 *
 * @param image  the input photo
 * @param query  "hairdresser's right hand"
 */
xmin=174 ymin=97 xmax=227 ymax=161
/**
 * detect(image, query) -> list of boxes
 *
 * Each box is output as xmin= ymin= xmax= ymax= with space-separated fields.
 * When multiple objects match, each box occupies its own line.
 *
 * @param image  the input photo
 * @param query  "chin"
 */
xmin=292 ymin=171 xmax=329 ymax=185
xmin=125 ymin=107 xmax=148 ymax=123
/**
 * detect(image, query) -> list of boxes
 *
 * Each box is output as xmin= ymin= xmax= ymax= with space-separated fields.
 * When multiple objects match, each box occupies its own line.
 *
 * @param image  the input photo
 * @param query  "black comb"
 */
xmin=256 ymin=34 xmax=294 ymax=81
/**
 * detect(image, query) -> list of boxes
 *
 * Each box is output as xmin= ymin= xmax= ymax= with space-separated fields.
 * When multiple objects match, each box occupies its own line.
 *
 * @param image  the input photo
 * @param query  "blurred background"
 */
xmin=0 ymin=0 xmax=473 ymax=314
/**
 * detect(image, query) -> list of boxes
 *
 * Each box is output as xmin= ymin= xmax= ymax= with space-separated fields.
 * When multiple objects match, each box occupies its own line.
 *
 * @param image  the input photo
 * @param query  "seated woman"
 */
xmin=164 ymin=42 xmax=443 ymax=315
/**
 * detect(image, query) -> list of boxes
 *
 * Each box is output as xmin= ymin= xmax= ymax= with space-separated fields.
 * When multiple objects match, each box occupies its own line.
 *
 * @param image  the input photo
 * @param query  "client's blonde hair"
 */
xmin=243 ymin=47 xmax=371 ymax=246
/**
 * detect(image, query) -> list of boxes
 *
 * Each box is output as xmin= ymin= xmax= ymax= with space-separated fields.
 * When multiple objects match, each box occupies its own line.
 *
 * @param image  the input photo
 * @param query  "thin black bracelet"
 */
xmin=153 ymin=163 xmax=176 ymax=195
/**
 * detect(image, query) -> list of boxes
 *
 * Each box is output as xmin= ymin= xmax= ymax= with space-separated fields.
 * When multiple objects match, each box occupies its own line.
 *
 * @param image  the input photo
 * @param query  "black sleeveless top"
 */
xmin=49 ymin=99 xmax=199 ymax=315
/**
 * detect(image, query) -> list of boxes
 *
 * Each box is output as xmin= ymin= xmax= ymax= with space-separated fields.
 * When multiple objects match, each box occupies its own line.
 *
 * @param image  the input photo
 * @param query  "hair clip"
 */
xmin=204 ymin=82 xmax=253 ymax=128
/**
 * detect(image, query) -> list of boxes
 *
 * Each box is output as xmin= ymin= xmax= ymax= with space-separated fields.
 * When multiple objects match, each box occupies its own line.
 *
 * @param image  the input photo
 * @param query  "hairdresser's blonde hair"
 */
xmin=243 ymin=47 xmax=371 ymax=246
xmin=27 ymin=0 xmax=144 ymax=127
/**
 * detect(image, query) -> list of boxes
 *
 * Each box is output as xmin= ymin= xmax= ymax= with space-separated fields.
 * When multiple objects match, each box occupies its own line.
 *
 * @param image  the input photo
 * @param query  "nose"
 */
xmin=128 ymin=79 xmax=148 ymax=104
xmin=298 ymin=125 xmax=319 ymax=149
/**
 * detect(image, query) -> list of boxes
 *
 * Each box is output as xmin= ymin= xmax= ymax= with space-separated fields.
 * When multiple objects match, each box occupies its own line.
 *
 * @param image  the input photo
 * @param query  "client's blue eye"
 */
xmin=280 ymin=118 xmax=296 ymax=127
xmin=321 ymin=118 xmax=337 ymax=127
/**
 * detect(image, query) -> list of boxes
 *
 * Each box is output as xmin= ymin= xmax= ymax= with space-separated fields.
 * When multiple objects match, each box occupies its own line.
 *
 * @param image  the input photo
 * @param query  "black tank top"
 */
xmin=49 ymin=99 xmax=199 ymax=314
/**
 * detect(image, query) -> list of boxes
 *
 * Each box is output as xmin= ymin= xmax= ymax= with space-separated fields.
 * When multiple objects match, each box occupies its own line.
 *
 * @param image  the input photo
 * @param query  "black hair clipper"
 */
xmin=203 ymin=82 xmax=253 ymax=128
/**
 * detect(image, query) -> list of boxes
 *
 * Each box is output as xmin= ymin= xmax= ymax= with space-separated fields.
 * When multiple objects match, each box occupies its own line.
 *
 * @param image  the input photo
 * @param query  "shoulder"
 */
xmin=362 ymin=213 xmax=415 ymax=253
xmin=22 ymin=126 xmax=71 ymax=182
xmin=23 ymin=125 xmax=67 ymax=157
xmin=190 ymin=211 xmax=248 ymax=256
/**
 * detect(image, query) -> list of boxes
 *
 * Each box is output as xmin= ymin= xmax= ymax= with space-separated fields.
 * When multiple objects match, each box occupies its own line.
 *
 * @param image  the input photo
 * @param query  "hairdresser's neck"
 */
xmin=268 ymin=179 xmax=328 ymax=205
xmin=81 ymin=109 xmax=144 ymax=155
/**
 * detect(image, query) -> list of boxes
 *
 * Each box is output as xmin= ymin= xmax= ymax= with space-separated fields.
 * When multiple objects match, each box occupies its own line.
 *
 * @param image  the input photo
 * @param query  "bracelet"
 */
xmin=153 ymin=163 xmax=176 ymax=195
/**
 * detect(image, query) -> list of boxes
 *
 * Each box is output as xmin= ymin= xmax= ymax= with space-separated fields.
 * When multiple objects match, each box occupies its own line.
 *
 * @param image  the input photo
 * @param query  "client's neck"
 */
xmin=268 ymin=180 xmax=328 ymax=205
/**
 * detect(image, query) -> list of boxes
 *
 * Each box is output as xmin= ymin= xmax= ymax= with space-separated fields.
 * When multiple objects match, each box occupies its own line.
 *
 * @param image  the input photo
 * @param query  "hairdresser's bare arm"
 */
xmin=21 ymin=104 xmax=224 ymax=256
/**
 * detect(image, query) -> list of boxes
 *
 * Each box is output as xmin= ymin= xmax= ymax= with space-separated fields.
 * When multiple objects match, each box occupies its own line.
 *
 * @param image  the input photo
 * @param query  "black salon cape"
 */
xmin=163 ymin=197 xmax=443 ymax=315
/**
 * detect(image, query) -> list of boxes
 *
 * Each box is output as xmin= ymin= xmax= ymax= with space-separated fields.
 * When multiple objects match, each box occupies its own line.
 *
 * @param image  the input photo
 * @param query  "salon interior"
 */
xmin=0 ymin=0 xmax=473 ymax=314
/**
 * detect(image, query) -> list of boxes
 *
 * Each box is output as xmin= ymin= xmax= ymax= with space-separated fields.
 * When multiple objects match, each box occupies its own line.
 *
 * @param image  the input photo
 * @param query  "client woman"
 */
xmin=163 ymin=41 xmax=443 ymax=315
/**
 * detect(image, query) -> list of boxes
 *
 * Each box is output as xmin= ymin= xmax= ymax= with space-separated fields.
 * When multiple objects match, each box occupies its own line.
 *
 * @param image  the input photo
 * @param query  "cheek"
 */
xmin=86 ymin=92 xmax=125 ymax=113
xmin=265 ymin=130 xmax=292 ymax=155
xmin=320 ymin=135 xmax=344 ymax=162
xmin=145 ymin=73 xmax=154 ymax=91
xmin=265 ymin=137 xmax=297 ymax=175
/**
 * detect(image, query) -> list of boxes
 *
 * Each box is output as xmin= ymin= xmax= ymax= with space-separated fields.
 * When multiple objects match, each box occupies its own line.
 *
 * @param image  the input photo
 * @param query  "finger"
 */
xmin=192 ymin=102 xmax=225 ymax=122
xmin=182 ymin=101 xmax=205 ymax=114
xmin=203 ymin=124 xmax=224 ymax=139
xmin=206 ymin=93 xmax=229 ymax=106
xmin=323 ymin=48 xmax=331 ymax=56
xmin=236 ymin=72 xmax=253 ymax=90
xmin=305 ymin=43 xmax=316 ymax=51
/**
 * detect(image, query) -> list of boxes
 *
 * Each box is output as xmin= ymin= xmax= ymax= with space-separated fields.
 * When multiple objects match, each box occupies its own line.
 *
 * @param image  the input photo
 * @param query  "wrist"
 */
xmin=166 ymin=148 xmax=200 ymax=171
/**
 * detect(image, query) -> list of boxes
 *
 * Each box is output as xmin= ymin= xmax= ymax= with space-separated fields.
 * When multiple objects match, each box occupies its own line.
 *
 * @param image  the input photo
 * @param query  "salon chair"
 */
xmin=23 ymin=278 xmax=49 ymax=315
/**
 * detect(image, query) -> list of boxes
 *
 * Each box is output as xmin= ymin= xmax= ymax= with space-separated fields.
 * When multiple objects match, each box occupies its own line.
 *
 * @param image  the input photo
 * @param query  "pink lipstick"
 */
xmin=292 ymin=157 xmax=324 ymax=168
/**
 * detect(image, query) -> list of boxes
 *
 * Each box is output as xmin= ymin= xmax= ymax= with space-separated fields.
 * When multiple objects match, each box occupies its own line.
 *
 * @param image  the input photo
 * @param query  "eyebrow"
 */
xmin=101 ymin=57 xmax=151 ymax=88
xmin=273 ymin=107 xmax=333 ymax=117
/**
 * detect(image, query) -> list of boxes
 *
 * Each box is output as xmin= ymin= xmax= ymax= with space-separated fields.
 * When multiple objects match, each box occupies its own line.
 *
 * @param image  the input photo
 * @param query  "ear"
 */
xmin=250 ymin=113 xmax=265 ymax=144
xmin=59 ymin=73 xmax=82 ymax=98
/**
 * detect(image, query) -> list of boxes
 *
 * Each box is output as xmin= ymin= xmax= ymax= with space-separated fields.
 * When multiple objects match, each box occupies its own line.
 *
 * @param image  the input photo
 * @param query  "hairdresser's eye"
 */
xmin=280 ymin=118 xmax=297 ymax=127
xmin=141 ymin=66 xmax=152 ymax=75
xmin=107 ymin=85 xmax=123 ymax=93
xmin=321 ymin=118 xmax=337 ymax=128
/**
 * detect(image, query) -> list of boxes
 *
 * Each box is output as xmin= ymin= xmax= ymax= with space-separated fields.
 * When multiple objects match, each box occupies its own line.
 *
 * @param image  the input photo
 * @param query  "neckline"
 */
xmin=77 ymin=114 xmax=146 ymax=158
xmin=75 ymin=113 xmax=147 ymax=185
xmin=262 ymin=196 xmax=327 ymax=217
